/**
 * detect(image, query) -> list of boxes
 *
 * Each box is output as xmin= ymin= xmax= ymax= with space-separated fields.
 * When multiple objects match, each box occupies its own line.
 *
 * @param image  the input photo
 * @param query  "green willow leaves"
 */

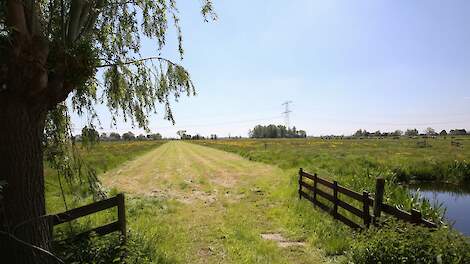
xmin=11 ymin=0 xmax=218 ymax=201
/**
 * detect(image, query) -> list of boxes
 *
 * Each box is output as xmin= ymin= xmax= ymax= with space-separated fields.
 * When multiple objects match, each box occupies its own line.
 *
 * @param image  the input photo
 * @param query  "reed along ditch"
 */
xmin=409 ymin=182 xmax=470 ymax=236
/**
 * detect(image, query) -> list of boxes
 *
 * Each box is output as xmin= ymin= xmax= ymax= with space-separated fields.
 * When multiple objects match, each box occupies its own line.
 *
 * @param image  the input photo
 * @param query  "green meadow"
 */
xmin=45 ymin=138 xmax=470 ymax=263
xmin=195 ymin=137 xmax=470 ymax=183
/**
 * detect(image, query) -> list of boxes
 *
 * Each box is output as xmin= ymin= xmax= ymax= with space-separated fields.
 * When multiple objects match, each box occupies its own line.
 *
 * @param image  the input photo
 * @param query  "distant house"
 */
xmin=449 ymin=129 xmax=467 ymax=136
xmin=137 ymin=134 xmax=147 ymax=140
xmin=439 ymin=130 xmax=448 ymax=136
xmin=100 ymin=133 xmax=109 ymax=141
xmin=122 ymin=131 xmax=135 ymax=140
xmin=109 ymin=132 xmax=121 ymax=140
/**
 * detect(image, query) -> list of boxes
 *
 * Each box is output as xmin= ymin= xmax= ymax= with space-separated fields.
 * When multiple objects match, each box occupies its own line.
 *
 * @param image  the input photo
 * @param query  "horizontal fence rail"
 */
xmin=51 ymin=193 xmax=126 ymax=241
xmin=298 ymin=169 xmax=437 ymax=229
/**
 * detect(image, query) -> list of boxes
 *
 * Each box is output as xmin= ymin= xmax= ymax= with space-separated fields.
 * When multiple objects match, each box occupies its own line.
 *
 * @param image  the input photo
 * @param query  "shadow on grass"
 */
xmin=53 ymin=232 xmax=175 ymax=264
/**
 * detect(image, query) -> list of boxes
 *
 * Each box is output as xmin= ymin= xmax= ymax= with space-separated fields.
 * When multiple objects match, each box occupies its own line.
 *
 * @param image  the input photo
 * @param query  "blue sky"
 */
xmin=71 ymin=0 xmax=470 ymax=137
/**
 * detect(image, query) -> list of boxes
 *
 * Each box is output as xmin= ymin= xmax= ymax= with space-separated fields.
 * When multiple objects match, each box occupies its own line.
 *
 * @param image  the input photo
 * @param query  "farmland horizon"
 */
xmin=71 ymin=124 xmax=470 ymax=139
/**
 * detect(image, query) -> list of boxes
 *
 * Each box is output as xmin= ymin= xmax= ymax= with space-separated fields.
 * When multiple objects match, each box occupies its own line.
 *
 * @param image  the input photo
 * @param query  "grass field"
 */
xmin=46 ymin=141 xmax=339 ymax=263
xmin=195 ymin=137 xmax=470 ymax=216
xmin=45 ymin=138 xmax=470 ymax=263
xmin=195 ymin=137 xmax=470 ymax=183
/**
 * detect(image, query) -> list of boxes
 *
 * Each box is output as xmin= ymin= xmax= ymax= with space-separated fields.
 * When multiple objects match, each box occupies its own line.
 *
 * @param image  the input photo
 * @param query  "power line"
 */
xmin=167 ymin=105 xmax=281 ymax=123
xmin=282 ymin=101 xmax=293 ymax=128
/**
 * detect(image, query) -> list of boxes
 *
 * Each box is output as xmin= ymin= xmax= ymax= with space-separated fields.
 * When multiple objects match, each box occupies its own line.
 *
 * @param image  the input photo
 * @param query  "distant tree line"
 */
xmin=74 ymin=128 xmax=163 ymax=142
xmin=176 ymin=130 xmax=219 ymax=140
xmin=249 ymin=125 xmax=307 ymax=138
xmin=352 ymin=128 xmax=468 ymax=138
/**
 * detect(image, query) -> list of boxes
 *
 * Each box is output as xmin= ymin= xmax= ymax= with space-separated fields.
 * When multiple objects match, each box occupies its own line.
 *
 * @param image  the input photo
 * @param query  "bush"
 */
xmin=347 ymin=219 xmax=470 ymax=264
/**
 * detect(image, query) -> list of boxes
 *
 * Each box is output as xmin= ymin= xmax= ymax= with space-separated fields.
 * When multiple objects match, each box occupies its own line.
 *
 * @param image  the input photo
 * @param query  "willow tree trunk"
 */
xmin=0 ymin=94 xmax=51 ymax=263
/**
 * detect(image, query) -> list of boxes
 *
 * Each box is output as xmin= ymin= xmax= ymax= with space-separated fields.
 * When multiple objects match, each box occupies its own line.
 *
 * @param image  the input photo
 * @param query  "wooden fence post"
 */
xmin=298 ymin=168 xmax=303 ymax=200
xmin=373 ymin=178 xmax=385 ymax=224
xmin=362 ymin=191 xmax=371 ymax=228
xmin=411 ymin=209 xmax=422 ymax=224
xmin=313 ymin=173 xmax=318 ymax=202
xmin=333 ymin=181 xmax=338 ymax=218
xmin=117 ymin=193 xmax=126 ymax=241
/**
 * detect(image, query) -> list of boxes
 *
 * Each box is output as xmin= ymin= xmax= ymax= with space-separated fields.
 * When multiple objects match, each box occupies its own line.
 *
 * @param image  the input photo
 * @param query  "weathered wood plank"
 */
xmin=421 ymin=218 xmax=438 ymax=228
xmin=333 ymin=181 xmax=339 ymax=218
xmin=302 ymin=171 xmax=334 ymax=188
xmin=301 ymin=190 xmax=331 ymax=211
xmin=53 ymin=196 xmax=119 ymax=225
xmin=381 ymin=203 xmax=412 ymax=221
xmin=316 ymin=188 xmax=335 ymax=203
xmin=313 ymin=198 xmax=331 ymax=212
xmin=337 ymin=185 xmax=363 ymax=202
xmin=336 ymin=213 xmax=362 ymax=229
xmin=362 ymin=191 xmax=371 ymax=227
xmin=300 ymin=190 xmax=314 ymax=202
xmin=300 ymin=181 xmax=314 ymax=191
xmin=316 ymin=176 xmax=334 ymax=188
xmin=381 ymin=204 xmax=437 ymax=227
xmin=337 ymin=199 xmax=363 ymax=218
xmin=117 ymin=193 xmax=126 ymax=240
xmin=373 ymin=178 xmax=385 ymax=220
xmin=69 ymin=221 xmax=121 ymax=241
xmin=313 ymin=173 xmax=318 ymax=201
xmin=301 ymin=171 xmax=316 ymax=181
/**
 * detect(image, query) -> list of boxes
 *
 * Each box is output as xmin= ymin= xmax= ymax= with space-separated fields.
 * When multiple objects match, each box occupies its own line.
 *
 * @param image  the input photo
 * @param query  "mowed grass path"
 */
xmin=101 ymin=141 xmax=332 ymax=263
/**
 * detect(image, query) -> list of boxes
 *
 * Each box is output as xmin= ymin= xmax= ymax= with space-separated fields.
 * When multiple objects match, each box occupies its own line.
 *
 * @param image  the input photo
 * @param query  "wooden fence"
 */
xmin=51 ymin=193 xmax=126 ymax=241
xmin=298 ymin=169 xmax=437 ymax=229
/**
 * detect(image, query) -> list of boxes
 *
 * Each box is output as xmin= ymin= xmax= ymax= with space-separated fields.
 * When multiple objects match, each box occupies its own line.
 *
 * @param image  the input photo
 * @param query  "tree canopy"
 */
xmin=2 ymin=0 xmax=217 ymax=192
xmin=2 ymin=0 xmax=216 ymax=130
xmin=249 ymin=125 xmax=307 ymax=138
xmin=405 ymin=129 xmax=419 ymax=136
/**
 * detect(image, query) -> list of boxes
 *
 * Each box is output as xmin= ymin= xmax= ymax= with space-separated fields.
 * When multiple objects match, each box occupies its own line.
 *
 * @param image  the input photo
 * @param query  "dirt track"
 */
xmin=102 ymin=141 xmax=330 ymax=263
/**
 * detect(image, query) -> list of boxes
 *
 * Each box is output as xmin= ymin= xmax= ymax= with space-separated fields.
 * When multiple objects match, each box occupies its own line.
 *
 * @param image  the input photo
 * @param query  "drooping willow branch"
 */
xmin=97 ymin=56 xmax=180 ymax=68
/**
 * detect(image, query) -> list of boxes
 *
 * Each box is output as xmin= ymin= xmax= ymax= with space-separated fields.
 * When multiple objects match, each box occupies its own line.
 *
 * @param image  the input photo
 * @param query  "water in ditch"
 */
xmin=409 ymin=182 xmax=470 ymax=236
